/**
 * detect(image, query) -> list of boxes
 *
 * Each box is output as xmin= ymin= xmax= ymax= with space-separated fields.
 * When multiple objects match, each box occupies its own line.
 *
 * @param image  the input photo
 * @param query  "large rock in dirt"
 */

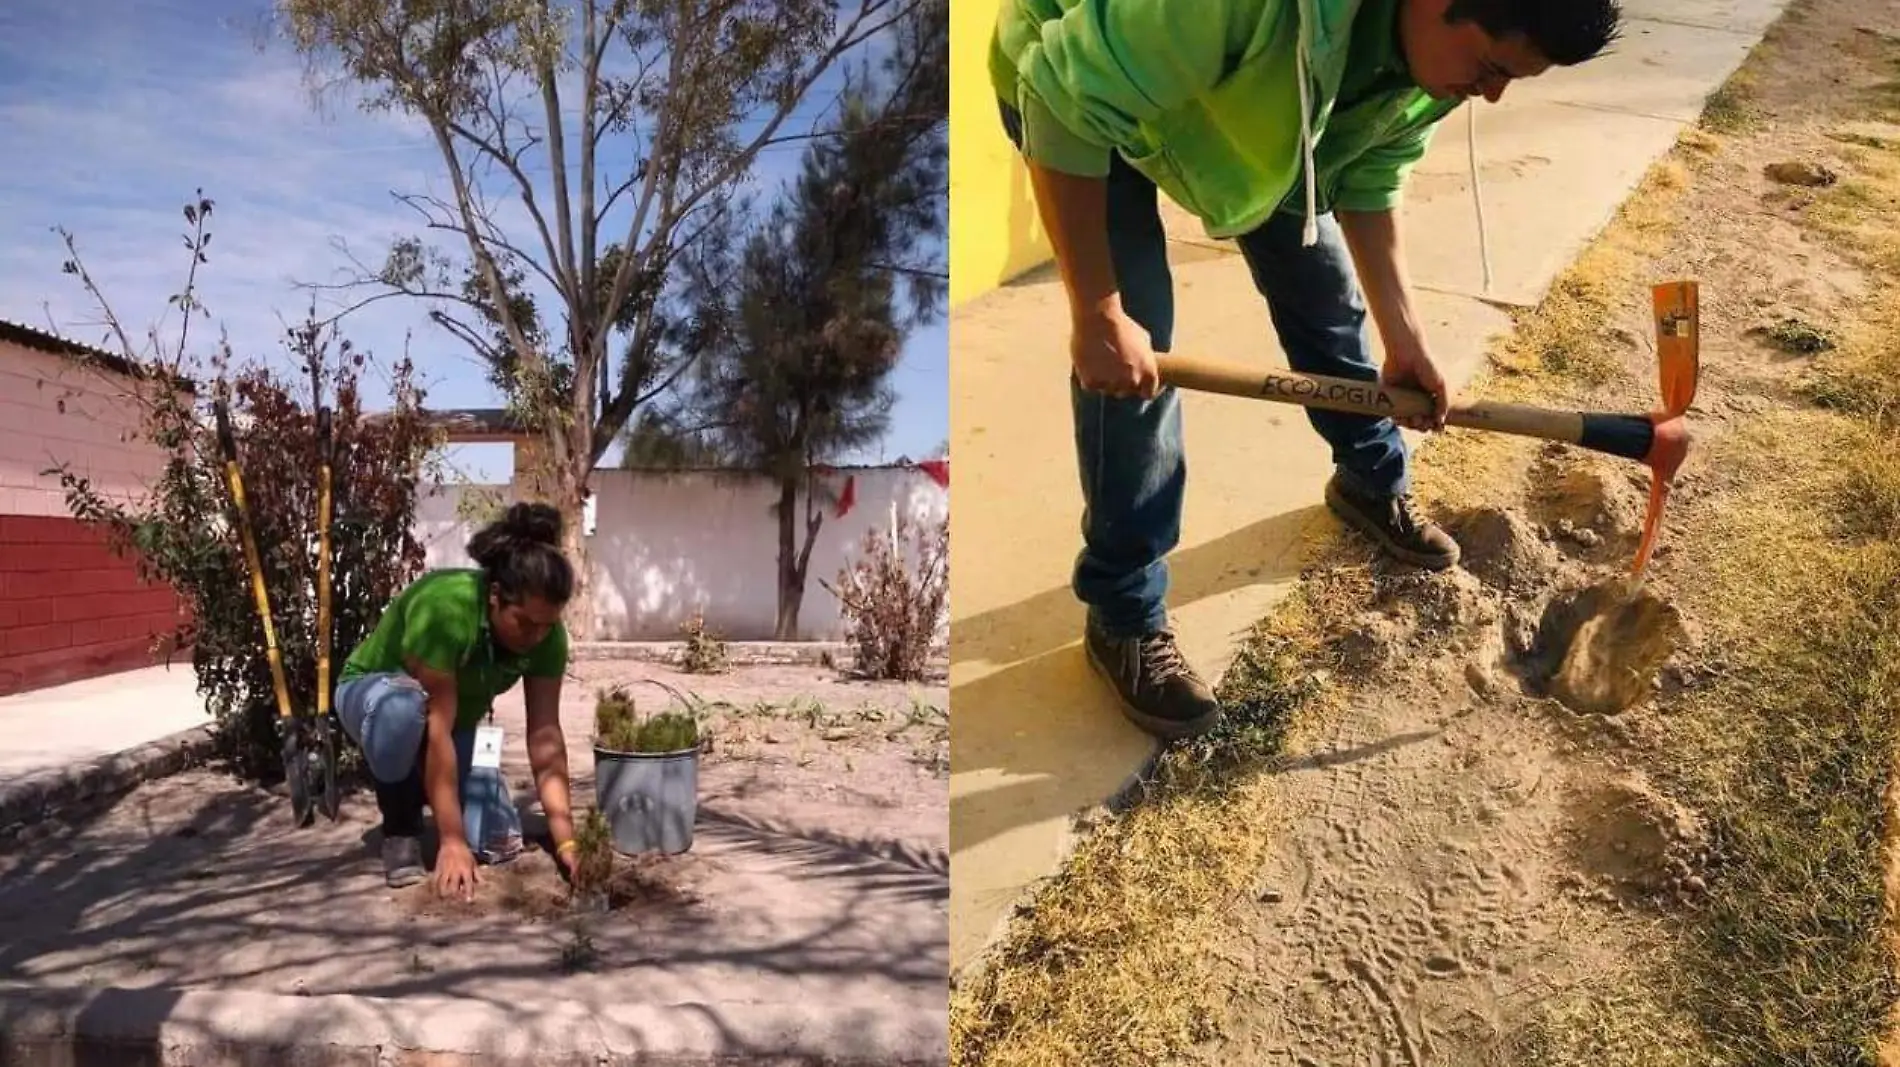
xmin=1763 ymin=160 xmax=1838 ymax=186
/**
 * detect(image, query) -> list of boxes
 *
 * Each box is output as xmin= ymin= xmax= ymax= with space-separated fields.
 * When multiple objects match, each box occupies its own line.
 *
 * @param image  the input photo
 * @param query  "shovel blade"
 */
xmin=1652 ymin=281 xmax=1701 ymax=417
xmin=282 ymin=726 xmax=315 ymax=828
xmin=318 ymin=719 xmax=341 ymax=822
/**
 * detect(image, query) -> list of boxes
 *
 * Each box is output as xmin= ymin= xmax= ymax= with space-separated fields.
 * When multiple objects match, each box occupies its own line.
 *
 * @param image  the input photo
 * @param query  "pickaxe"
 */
xmin=1158 ymin=280 xmax=1700 ymax=579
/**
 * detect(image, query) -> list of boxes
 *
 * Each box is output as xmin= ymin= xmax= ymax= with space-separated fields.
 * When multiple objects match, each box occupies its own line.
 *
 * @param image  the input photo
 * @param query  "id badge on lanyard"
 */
xmin=469 ymin=578 xmax=504 ymax=770
xmin=473 ymin=721 xmax=504 ymax=769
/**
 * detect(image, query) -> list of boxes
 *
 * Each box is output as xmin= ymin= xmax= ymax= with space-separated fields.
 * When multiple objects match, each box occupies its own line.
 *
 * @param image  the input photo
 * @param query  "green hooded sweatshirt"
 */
xmin=989 ymin=0 xmax=1463 ymax=243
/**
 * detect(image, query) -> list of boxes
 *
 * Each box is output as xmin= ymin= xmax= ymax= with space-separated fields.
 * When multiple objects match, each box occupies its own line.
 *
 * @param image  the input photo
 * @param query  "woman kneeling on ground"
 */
xmin=335 ymin=502 xmax=579 ymax=898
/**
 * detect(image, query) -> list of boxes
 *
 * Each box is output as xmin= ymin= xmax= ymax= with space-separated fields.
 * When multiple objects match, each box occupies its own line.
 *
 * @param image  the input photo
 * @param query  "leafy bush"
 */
xmin=44 ymin=194 xmax=438 ymax=782
xmin=823 ymin=513 xmax=948 ymax=681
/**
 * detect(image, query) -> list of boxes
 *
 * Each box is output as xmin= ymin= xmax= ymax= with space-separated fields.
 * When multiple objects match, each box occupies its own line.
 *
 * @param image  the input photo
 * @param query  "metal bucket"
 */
xmin=593 ymin=745 xmax=698 ymax=855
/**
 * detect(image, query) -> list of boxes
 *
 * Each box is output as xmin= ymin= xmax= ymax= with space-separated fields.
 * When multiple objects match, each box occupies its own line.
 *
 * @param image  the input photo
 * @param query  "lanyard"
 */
xmin=464 ymin=570 xmax=498 ymax=726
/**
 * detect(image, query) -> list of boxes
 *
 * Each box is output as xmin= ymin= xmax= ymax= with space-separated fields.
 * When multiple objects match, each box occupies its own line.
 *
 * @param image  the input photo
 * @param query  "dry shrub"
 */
xmin=824 ymin=513 xmax=946 ymax=681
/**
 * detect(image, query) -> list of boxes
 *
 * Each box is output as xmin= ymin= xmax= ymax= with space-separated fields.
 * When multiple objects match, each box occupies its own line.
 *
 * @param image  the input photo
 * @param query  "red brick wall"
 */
xmin=0 ymin=515 xmax=189 ymax=697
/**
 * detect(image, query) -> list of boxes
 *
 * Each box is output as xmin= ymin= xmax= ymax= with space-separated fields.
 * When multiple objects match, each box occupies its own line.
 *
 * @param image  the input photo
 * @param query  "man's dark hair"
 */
xmin=466 ymin=502 xmax=575 ymax=606
xmin=1446 ymin=0 xmax=1622 ymax=65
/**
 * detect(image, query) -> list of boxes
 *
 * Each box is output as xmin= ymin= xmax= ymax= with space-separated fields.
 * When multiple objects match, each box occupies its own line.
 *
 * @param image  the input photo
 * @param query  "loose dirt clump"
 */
xmin=1528 ymin=451 xmax=1646 ymax=556
xmin=1331 ymin=612 xmax=1417 ymax=677
xmin=1381 ymin=565 xmax=1498 ymax=635
xmin=1563 ymin=774 xmax=1709 ymax=906
xmin=1446 ymin=505 xmax=1563 ymax=593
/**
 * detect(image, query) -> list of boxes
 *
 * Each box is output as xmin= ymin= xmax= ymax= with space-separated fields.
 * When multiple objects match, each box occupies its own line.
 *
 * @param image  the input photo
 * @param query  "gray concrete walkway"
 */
xmin=0 ymin=665 xmax=210 ymax=785
xmin=948 ymin=0 xmax=1787 ymax=974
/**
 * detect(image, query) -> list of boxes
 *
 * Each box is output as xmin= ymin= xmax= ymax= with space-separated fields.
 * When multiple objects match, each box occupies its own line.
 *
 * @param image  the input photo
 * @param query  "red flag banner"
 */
xmin=916 ymin=459 xmax=948 ymax=487
xmin=835 ymin=474 xmax=858 ymax=518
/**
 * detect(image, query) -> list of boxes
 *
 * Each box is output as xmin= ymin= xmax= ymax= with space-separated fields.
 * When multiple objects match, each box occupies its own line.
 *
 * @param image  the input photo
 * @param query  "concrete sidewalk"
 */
xmin=948 ymin=0 xmax=1787 ymax=973
xmin=0 ymin=664 xmax=214 ymax=831
xmin=0 ymin=664 xmax=211 ymax=781
xmin=0 ymin=981 xmax=938 ymax=1066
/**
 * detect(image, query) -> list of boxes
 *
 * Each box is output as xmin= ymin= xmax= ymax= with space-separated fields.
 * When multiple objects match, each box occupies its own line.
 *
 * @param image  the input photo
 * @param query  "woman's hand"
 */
xmin=434 ymin=839 xmax=482 ymax=901
xmin=553 ymin=840 xmax=580 ymax=883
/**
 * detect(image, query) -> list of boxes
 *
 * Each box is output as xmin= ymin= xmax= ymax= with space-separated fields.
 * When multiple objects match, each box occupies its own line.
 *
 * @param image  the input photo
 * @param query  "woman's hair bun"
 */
xmin=500 ymin=502 xmax=563 ymax=547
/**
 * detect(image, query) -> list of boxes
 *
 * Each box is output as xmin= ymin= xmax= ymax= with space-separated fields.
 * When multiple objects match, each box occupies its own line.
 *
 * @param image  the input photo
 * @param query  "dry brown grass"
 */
xmin=949 ymin=589 xmax=1338 ymax=1067
xmin=1508 ymin=23 xmax=1900 ymax=1067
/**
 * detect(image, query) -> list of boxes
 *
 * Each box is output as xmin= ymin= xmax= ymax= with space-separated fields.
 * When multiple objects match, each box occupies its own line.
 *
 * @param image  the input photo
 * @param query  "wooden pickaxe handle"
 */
xmin=1158 ymin=357 xmax=1657 ymax=464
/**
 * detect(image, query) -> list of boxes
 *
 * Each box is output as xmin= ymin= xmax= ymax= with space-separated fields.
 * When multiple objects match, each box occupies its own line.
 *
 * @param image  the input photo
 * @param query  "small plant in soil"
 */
xmin=680 ymin=614 xmax=729 ymax=674
xmin=568 ymin=808 xmax=617 ymax=901
xmin=558 ymin=921 xmax=602 ymax=973
xmin=1761 ymin=316 xmax=1836 ymax=355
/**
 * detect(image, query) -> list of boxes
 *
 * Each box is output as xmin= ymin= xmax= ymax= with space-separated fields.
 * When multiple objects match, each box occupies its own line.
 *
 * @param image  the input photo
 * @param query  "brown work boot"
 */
xmin=1085 ymin=621 xmax=1223 ymax=740
xmin=1325 ymin=473 xmax=1460 ymax=570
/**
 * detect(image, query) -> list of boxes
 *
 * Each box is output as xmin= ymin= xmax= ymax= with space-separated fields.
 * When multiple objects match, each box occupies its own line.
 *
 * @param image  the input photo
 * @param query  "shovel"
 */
xmin=314 ymin=406 xmax=340 ymax=822
xmin=1158 ymin=281 xmax=1700 ymax=579
xmin=213 ymin=398 xmax=342 ymax=826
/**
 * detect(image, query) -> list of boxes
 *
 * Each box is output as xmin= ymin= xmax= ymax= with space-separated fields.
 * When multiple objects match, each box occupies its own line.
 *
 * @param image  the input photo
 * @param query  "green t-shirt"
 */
xmin=341 ymin=569 xmax=568 ymax=731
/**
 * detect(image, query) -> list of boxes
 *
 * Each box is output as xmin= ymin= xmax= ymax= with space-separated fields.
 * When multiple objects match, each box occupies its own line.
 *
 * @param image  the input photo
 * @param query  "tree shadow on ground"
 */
xmin=0 ymin=765 xmax=943 ymax=1027
xmin=698 ymin=804 xmax=948 ymax=905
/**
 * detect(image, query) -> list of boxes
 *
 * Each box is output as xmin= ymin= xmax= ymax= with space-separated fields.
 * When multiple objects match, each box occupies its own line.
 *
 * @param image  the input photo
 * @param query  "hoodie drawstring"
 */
xmin=1296 ymin=42 xmax=1319 ymax=247
xmin=1294 ymin=27 xmax=1491 ymax=282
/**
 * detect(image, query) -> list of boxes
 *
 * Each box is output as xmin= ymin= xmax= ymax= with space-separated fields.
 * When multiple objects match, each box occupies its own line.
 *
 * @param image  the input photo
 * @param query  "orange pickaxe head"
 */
xmin=1632 ymin=281 xmax=1700 ymax=580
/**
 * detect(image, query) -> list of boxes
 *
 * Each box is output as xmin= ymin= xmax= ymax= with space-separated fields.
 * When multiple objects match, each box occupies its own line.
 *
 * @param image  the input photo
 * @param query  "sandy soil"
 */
xmin=0 ymin=661 xmax=947 ymax=1017
xmin=1198 ymin=455 xmax=1709 ymax=1065
xmin=1184 ymin=2 xmax=1896 ymax=1060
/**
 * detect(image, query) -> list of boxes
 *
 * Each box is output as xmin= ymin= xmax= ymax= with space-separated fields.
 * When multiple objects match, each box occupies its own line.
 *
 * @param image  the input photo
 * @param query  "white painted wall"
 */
xmin=415 ymin=466 xmax=949 ymax=641
xmin=0 ymin=340 xmax=169 ymax=516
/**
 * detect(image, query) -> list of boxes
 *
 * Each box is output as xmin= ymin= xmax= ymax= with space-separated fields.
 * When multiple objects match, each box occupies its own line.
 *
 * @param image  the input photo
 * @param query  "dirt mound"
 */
xmin=1447 ymin=506 xmax=1562 ymax=593
xmin=1530 ymin=452 xmax=1646 ymax=553
xmin=1382 ymin=566 xmax=1498 ymax=633
xmin=405 ymin=847 xmax=711 ymax=922
xmin=1520 ymin=580 xmax=1684 ymax=715
xmin=1331 ymin=612 xmax=1417 ymax=677
xmin=1564 ymin=774 xmax=1707 ymax=904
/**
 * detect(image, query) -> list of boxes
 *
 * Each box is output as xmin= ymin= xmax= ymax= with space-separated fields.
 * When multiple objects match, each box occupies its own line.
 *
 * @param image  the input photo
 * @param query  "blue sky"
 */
xmin=0 ymin=0 xmax=947 ymax=483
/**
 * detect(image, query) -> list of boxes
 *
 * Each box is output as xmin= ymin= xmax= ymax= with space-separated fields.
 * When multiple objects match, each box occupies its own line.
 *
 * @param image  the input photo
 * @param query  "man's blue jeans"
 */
xmin=999 ymin=103 xmax=1409 ymax=638
xmin=335 ymin=671 xmax=521 ymax=863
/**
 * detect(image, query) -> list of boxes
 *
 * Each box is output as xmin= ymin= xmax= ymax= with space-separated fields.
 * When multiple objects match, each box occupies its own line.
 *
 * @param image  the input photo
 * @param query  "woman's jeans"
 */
xmin=335 ymin=672 xmax=522 ymax=863
xmin=997 ymin=101 xmax=1409 ymax=638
